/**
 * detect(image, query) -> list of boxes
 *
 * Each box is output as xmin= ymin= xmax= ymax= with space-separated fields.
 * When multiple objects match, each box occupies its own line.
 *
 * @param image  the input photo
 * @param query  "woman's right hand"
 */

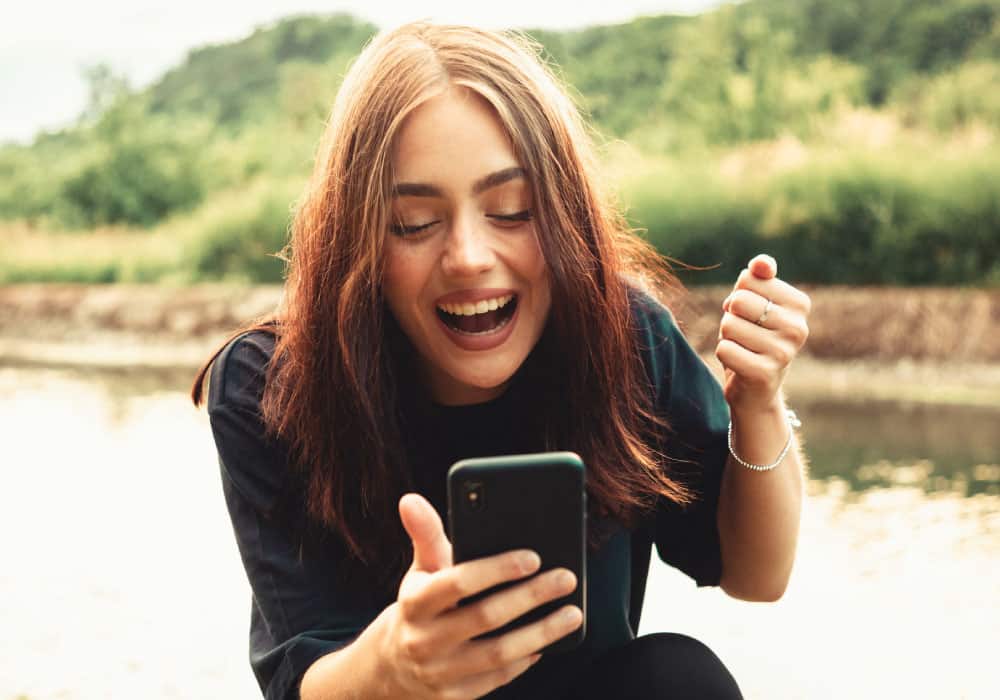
xmin=372 ymin=493 xmax=582 ymax=700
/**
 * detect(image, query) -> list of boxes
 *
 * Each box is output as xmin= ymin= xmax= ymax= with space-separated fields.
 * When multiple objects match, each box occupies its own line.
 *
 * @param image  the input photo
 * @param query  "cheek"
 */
xmin=524 ymin=232 xmax=549 ymax=288
xmin=381 ymin=255 xmax=413 ymax=319
xmin=382 ymin=245 xmax=420 ymax=299
xmin=511 ymin=227 xmax=545 ymax=277
xmin=382 ymin=246 xmax=441 ymax=338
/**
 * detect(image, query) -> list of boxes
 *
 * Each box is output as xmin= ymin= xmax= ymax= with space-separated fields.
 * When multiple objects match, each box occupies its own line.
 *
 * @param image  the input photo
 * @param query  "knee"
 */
xmin=566 ymin=633 xmax=743 ymax=700
xmin=632 ymin=633 xmax=744 ymax=700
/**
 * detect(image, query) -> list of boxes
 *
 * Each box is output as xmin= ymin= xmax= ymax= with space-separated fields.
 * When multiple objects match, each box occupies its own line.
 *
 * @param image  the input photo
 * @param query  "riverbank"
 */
xmin=1 ymin=283 xmax=998 ymax=406
xmin=3 ymin=368 xmax=996 ymax=700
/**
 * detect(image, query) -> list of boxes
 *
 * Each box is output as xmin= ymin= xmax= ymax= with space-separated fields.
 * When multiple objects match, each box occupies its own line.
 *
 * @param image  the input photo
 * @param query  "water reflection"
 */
xmin=2 ymin=366 xmax=998 ymax=699
xmin=0 ymin=361 xmax=200 ymax=427
xmin=797 ymin=398 xmax=1000 ymax=496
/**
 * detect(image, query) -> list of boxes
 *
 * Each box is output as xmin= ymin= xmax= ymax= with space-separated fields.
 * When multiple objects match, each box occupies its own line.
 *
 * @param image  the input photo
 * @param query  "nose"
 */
xmin=440 ymin=216 xmax=495 ymax=278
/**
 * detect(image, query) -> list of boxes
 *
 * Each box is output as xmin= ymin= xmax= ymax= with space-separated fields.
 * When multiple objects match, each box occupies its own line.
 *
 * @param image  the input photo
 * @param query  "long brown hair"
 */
xmin=192 ymin=22 xmax=692 ymax=588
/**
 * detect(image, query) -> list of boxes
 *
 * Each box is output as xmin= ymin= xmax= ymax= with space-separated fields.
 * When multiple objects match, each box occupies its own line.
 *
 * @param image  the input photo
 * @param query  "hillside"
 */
xmin=0 ymin=0 xmax=997 ymax=286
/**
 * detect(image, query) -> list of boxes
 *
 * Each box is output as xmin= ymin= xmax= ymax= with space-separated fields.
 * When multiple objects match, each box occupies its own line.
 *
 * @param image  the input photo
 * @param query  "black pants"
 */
xmin=561 ymin=633 xmax=744 ymax=699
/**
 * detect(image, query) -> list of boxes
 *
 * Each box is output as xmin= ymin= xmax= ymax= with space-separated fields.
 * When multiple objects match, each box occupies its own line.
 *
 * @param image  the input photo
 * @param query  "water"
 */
xmin=1 ymin=365 xmax=997 ymax=699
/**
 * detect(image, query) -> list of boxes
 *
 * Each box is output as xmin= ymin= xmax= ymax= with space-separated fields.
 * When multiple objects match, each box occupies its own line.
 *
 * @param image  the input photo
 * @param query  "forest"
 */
xmin=1 ymin=0 xmax=998 ymax=285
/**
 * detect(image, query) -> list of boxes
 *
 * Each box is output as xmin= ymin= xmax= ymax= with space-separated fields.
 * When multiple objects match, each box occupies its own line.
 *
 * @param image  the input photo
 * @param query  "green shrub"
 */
xmin=626 ymin=172 xmax=764 ymax=282
xmin=893 ymin=62 xmax=1000 ymax=130
xmin=60 ymin=141 xmax=203 ymax=228
xmin=0 ymin=261 xmax=120 ymax=284
xmin=624 ymin=154 xmax=1000 ymax=286
xmin=182 ymin=189 xmax=295 ymax=283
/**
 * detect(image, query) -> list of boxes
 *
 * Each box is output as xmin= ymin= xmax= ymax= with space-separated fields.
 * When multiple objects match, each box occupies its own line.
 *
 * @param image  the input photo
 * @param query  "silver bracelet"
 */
xmin=727 ymin=409 xmax=801 ymax=472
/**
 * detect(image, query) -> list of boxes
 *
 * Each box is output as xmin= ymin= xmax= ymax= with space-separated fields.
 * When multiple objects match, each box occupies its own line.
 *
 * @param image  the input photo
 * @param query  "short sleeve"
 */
xmin=630 ymin=290 xmax=730 ymax=587
xmin=207 ymin=332 xmax=383 ymax=700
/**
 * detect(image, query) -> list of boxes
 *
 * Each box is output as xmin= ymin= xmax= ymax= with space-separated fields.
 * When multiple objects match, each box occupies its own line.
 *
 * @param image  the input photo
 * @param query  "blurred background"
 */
xmin=1 ymin=1 xmax=997 ymax=698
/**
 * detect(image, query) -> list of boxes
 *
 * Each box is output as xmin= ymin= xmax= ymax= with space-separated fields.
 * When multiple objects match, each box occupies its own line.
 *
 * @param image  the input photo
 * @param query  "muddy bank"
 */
xmin=0 ymin=284 xmax=282 ymax=369
xmin=675 ymin=285 xmax=1000 ymax=362
xmin=2 ymin=283 xmax=998 ymax=362
xmin=1 ymin=283 xmax=997 ymax=364
xmin=2 ymin=283 xmax=998 ymax=406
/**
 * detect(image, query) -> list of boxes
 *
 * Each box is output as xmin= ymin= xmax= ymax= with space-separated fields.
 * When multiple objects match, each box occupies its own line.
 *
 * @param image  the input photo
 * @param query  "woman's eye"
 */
xmin=488 ymin=209 xmax=533 ymax=225
xmin=389 ymin=220 xmax=437 ymax=237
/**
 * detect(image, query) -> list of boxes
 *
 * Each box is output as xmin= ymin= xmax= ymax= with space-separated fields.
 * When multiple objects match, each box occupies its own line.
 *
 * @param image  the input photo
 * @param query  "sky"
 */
xmin=0 ymin=0 xmax=726 ymax=145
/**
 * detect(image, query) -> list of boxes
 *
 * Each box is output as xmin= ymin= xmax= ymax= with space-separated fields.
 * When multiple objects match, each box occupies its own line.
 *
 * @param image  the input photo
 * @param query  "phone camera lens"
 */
xmin=465 ymin=481 xmax=485 ymax=511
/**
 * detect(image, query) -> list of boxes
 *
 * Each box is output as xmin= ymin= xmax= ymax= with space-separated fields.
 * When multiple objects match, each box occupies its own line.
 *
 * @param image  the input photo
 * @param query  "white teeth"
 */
xmin=438 ymin=294 xmax=514 ymax=316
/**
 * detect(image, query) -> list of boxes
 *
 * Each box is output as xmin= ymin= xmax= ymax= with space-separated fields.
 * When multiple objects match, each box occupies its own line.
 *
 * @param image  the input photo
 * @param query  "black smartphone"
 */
xmin=447 ymin=451 xmax=586 ymax=654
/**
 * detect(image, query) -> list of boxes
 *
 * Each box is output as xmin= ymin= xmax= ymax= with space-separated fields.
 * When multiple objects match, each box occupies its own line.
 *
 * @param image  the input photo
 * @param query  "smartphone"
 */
xmin=447 ymin=451 xmax=586 ymax=654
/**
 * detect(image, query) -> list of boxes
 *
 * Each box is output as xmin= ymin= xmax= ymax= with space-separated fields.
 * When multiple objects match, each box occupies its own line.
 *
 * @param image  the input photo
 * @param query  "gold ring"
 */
xmin=756 ymin=299 xmax=773 ymax=326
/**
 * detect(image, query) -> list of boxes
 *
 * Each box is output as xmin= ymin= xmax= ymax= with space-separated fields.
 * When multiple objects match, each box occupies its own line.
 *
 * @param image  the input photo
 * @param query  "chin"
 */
xmin=434 ymin=359 xmax=522 ymax=403
xmin=456 ymin=365 xmax=518 ymax=391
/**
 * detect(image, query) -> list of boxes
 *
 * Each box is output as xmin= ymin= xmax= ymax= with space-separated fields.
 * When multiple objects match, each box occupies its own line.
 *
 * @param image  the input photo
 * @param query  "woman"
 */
xmin=192 ymin=21 xmax=811 ymax=700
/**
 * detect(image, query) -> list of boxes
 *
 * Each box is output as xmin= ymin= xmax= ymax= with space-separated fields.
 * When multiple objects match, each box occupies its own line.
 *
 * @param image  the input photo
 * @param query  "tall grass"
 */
xmin=0 ymin=178 xmax=302 ymax=284
xmin=2 ymin=133 xmax=998 ymax=287
xmin=621 ymin=142 xmax=1000 ymax=286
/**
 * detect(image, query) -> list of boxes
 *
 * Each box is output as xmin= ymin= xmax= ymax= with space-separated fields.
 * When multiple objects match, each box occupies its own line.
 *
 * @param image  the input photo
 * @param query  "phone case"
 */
xmin=447 ymin=451 xmax=586 ymax=654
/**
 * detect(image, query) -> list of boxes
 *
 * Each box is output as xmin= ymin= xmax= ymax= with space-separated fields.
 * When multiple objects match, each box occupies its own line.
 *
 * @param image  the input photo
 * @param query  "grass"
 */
xmin=0 ymin=177 xmax=303 ymax=285
xmin=2 ymin=111 xmax=998 ymax=286
xmin=614 ymin=130 xmax=1000 ymax=286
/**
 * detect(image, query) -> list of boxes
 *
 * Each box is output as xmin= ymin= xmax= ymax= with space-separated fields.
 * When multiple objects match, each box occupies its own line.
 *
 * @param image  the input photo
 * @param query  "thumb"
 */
xmin=749 ymin=254 xmax=777 ymax=280
xmin=399 ymin=493 xmax=453 ymax=573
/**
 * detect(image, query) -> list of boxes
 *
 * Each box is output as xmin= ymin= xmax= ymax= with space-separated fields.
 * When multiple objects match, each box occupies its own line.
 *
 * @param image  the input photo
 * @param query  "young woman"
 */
xmin=192 ymin=21 xmax=811 ymax=700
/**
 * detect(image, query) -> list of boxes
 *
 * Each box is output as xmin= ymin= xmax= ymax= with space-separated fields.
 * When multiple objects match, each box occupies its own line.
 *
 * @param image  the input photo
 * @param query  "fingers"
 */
xmin=399 ymin=549 xmax=542 ymax=623
xmin=748 ymin=253 xmax=777 ymax=280
xmin=399 ymin=493 xmax=453 ymax=574
xmin=723 ymin=290 xmax=809 ymax=346
xmin=446 ymin=603 xmax=583 ymax=680
xmin=716 ymin=338 xmax=781 ymax=389
xmin=719 ymin=311 xmax=798 ymax=371
xmin=390 ymin=561 xmax=578 ymax=697
xmin=445 ymin=653 xmax=543 ymax=700
xmin=724 ymin=260 xmax=811 ymax=315
xmin=442 ymin=567 xmax=577 ymax=643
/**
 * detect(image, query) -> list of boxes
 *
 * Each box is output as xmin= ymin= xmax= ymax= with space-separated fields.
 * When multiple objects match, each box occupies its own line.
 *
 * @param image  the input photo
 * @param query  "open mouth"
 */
xmin=436 ymin=294 xmax=519 ymax=335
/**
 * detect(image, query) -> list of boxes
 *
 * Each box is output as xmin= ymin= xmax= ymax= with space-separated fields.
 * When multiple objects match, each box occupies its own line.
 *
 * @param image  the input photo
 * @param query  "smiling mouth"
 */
xmin=436 ymin=295 xmax=519 ymax=335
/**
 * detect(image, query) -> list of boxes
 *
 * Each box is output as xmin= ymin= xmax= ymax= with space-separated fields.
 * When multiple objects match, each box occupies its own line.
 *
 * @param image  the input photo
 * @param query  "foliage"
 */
xmin=732 ymin=0 xmax=1000 ymax=104
xmin=1 ymin=1 xmax=998 ymax=285
xmin=59 ymin=95 xmax=207 ymax=228
xmin=527 ymin=14 xmax=688 ymax=135
xmin=147 ymin=14 xmax=375 ymax=126
xmin=625 ymin=152 xmax=1000 ymax=286
xmin=181 ymin=181 xmax=298 ymax=283
xmin=892 ymin=61 xmax=1000 ymax=129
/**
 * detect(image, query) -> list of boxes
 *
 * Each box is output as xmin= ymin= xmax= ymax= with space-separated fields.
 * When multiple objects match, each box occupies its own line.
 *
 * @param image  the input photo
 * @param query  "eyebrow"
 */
xmin=392 ymin=166 xmax=526 ymax=198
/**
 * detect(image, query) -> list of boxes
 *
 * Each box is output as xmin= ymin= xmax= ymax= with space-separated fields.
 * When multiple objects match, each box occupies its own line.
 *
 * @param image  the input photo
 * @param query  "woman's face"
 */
xmin=383 ymin=86 xmax=551 ymax=405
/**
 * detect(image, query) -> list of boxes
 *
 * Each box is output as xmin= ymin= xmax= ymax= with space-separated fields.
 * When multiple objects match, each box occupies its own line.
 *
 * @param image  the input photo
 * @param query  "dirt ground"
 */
xmin=1 ymin=283 xmax=998 ymax=405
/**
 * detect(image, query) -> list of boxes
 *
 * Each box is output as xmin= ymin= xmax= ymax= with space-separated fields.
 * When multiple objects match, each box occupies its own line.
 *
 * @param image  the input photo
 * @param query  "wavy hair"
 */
xmin=192 ymin=22 xmax=690 ymax=588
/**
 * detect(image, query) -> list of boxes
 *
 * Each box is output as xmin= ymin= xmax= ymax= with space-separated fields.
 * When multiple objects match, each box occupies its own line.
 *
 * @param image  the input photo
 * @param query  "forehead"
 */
xmin=391 ymin=86 xmax=520 ymax=182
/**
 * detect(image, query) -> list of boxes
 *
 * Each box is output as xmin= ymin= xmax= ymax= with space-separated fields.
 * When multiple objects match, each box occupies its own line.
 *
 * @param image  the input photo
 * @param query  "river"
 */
xmin=1 ymin=364 xmax=997 ymax=699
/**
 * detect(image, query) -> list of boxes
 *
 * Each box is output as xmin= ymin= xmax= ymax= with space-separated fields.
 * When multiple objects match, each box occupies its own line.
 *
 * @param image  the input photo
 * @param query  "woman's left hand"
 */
xmin=715 ymin=254 xmax=812 ymax=415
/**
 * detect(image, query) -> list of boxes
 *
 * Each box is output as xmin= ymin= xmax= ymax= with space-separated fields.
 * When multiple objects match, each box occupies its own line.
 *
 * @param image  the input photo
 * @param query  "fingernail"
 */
xmin=561 ymin=606 xmax=582 ymax=625
xmin=556 ymin=569 xmax=576 ymax=589
xmin=519 ymin=551 xmax=541 ymax=573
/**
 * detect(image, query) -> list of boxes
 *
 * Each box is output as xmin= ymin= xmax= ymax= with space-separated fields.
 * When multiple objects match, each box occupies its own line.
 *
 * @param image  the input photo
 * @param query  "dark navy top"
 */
xmin=207 ymin=290 xmax=730 ymax=700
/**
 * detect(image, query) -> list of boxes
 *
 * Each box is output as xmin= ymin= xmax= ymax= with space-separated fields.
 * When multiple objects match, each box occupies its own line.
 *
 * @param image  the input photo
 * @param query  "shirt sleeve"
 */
xmin=632 ymin=291 xmax=731 ymax=587
xmin=207 ymin=332 xmax=382 ymax=700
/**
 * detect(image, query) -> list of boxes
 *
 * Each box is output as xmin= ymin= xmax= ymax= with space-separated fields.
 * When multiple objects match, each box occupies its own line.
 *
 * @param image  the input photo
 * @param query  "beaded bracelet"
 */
xmin=727 ymin=409 xmax=801 ymax=472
